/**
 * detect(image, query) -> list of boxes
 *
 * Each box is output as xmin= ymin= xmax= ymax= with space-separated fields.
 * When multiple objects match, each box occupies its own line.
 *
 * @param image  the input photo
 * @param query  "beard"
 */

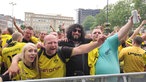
xmin=71 ymin=35 xmax=81 ymax=41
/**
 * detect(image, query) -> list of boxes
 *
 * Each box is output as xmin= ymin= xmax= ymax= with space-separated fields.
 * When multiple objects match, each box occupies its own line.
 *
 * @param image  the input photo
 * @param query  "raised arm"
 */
xmin=50 ymin=24 xmax=56 ymax=32
xmin=71 ymin=34 xmax=106 ymax=56
xmin=129 ymin=20 xmax=146 ymax=40
xmin=13 ymin=17 xmax=24 ymax=35
xmin=118 ymin=17 xmax=133 ymax=42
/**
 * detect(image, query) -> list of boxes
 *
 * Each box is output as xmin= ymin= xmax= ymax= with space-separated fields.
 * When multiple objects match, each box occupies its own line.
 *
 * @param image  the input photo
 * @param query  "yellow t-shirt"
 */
xmin=39 ymin=51 xmax=66 ymax=78
xmin=0 ymin=55 xmax=2 ymax=74
xmin=30 ymin=36 xmax=40 ymax=44
xmin=13 ymin=61 xmax=40 ymax=80
xmin=119 ymin=46 xmax=146 ymax=73
xmin=1 ymin=34 xmax=12 ymax=47
xmin=0 ymin=46 xmax=2 ymax=73
xmin=118 ymin=44 xmax=123 ymax=52
xmin=2 ymin=42 xmax=26 ymax=69
xmin=88 ymin=41 xmax=98 ymax=75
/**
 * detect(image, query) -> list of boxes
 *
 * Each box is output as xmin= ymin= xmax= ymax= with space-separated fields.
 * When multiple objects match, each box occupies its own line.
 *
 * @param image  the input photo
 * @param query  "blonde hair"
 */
xmin=20 ymin=43 xmax=40 ymax=79
xmin=12 ymin=32 xmax=22 ymax=41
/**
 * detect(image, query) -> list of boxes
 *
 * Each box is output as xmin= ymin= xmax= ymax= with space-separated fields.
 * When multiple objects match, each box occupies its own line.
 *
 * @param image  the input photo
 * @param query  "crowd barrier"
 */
xmin=5 ymin=72 xmax=146 ymax=82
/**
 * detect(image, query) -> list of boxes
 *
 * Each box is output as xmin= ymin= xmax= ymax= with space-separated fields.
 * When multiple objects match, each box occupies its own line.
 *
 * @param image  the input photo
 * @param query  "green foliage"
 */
xmin=133 ymin=0 xmax=146 ymax=20
xmin=20 ymin=25 xmax=26 ymax=30
xmin=82 ymin=0 xmax=146 ymax=30
xmin=108 ymin=1 xmax=131 ymax=28
xmin=95 ymin=10 xmax=107 ymax=26
xmin=82 ymin=15 xmax=96 ymax=30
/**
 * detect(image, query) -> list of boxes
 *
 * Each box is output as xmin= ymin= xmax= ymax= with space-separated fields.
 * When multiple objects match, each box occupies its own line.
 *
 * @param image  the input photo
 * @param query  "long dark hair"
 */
xmin=66 ymin=24 xmax=85 ymax=41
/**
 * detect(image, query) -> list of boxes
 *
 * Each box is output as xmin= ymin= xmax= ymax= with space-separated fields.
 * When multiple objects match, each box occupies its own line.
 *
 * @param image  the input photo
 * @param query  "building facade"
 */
xmin=77 ymin=8 xmax=100 ymax=24
xmin=0 ymin=14 xmax=8 ymax=30
xmin=25 ymin=12 xmax=74 ymax=32
xmin=0 ymin=14 xmax=24 ymax=31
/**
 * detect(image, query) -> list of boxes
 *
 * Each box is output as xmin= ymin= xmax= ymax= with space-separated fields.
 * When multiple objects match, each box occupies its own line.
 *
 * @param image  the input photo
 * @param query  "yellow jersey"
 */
xmin=38 ymin=47 xmax=72 ymax=78
xmin=119 ymin=46 xmax=146 ymax=73
xmin=2 ymin=41 xmax=26 ymax=69
xmin=30 ymin=36 xmax=40 ymax=44
xmin=88 ymin=41 xmax=98 ymax=75
xmin=0 ymin=55 xmax=2 ymax=74
xmin=12 ymin=61 xmax=40 ymax=80
xmin=1 ymin=34 xmax=12 ymax=47
xmin=39 ymin=51 xmax=66 ymax=78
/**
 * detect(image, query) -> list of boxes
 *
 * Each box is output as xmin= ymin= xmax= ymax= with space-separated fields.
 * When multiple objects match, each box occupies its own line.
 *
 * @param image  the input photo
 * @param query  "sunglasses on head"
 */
xmin=73 ymin=29 xmax=81 ymax=33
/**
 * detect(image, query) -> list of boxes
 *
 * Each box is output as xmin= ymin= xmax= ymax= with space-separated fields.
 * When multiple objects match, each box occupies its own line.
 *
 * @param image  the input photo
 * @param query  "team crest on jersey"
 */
xmin=54 ymin=59 xmax=58 ymax=63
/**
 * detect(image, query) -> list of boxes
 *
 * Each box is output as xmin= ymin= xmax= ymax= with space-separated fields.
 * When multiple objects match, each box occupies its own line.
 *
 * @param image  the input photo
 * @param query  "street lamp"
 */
xmin=107 ymin=0 xmax=109 ymax=24
xmin=105 ymin=0 xmax=111 ymax=26
xmin=104 ymin=0 xmax=111 ymax=34
xmin=105 ymin=0 xmax=110 ymax=26
xmin=9 ymin=2 xmax=16 ymax=29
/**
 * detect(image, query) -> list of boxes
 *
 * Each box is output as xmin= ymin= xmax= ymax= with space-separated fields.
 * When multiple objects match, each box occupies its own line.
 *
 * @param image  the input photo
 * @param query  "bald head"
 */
xmin=44 ymin=34 xmax=58 ymax=44
xmin=43 ymin=34 xmax=58 ymax=56
xmin=49 ymin=32 xmax=58 ymax=37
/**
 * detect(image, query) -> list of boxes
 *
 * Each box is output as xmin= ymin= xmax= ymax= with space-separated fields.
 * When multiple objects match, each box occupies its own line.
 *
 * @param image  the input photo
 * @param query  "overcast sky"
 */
xmin=0 ymin=0 xmax=119 ymax=21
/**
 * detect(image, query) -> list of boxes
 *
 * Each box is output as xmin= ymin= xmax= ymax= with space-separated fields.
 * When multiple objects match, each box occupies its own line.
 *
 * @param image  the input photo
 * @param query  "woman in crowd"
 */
xmin=1 ymin=43 xmax=40 ymax=81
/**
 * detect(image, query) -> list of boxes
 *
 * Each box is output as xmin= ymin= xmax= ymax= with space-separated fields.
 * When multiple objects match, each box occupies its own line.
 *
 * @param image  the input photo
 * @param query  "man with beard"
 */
xmin=59 ymin=24 xmax=92 ymax=76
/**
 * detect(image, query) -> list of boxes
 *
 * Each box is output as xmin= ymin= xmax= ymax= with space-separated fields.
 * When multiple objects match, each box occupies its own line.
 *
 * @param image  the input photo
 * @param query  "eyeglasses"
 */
xmin=73 ymin=29 xmax=81 ymax=33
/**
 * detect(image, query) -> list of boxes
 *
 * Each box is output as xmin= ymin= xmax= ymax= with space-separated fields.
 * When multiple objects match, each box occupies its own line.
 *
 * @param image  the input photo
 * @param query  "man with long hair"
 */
xmin=59 ymin=24 xmax=91 ymax=76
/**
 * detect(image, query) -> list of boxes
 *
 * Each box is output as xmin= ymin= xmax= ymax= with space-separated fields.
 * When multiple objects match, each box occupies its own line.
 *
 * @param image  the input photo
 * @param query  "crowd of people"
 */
xmin=0 ymin=16 xmax=146 ymax=82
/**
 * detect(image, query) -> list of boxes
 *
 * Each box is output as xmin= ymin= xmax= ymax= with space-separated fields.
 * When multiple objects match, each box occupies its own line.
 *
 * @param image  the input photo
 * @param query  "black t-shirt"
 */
xmin=1 ymin=73 xmax=11 ymax=81
xmin=22 ymin=38 xmax=34 ymax=43
xmin=59 ymin=38 xmax=91 ymax=76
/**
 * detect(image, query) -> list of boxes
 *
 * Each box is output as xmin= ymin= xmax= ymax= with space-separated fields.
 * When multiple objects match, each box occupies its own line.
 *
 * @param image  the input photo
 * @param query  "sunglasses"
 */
xmin=73 ymin=29 xmax=81 ymax=33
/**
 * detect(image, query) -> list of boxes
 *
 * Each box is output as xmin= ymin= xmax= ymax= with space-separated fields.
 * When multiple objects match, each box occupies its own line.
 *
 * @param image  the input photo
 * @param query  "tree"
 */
xmin=82 ymin=15 xmax=96 ymax=30
xmin=108 ymin=1 xmax=131 ymax=28
xmin=94 ymin=0 xmax=132 ymax=30
xmin=133 ymin=0 xmax=146 ymax=20
xmin=82 ymin=0 xmax=146 ymax=31
xmin=20 ymin=25 xmax=26 ymax=30
xmin=94 ymin=9 xmax=107 ymax=27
